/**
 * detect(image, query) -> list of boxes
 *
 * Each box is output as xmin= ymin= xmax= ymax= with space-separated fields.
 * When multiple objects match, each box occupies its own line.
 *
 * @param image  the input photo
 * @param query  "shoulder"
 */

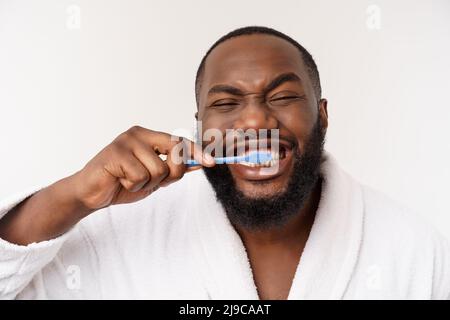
xmin=359 ymin=184 xmax=450 ymax=298
xmin=360 ymin=184 xmax=443 ymax=246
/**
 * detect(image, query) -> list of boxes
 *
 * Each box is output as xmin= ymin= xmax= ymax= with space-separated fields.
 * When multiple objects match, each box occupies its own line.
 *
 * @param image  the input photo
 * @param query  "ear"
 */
xmin=195 ymin=111 xmax=198 ymax=120
xmin=318 ymin=98 xmax=328 ymax=131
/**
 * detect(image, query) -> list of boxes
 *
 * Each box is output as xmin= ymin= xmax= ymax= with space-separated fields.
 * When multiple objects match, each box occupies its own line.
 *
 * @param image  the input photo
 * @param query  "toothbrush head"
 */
xmin=243 ymin=151 xmax=272 ymax=164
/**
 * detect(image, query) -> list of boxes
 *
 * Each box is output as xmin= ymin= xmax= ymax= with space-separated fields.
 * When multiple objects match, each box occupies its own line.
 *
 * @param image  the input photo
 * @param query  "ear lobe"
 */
xmin=319 ymin=99 xmax=328 ymax=130
xmin=319 ymin=99 xmax=328 ymax=117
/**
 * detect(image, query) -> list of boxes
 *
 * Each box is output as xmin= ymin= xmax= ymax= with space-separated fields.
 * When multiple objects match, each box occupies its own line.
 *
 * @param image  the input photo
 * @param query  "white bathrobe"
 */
xmin=1 ymin=152 xmax=449 ymax=299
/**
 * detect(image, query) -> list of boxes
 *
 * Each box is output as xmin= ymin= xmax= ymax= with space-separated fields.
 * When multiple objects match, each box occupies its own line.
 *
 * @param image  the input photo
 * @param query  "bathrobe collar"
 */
xmin=188 ymin=151 xmax=364 ymax=299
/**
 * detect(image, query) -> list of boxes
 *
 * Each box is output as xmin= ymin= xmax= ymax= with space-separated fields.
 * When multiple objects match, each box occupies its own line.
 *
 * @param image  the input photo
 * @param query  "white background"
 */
xmin=1 ymin=0 xmax=449 ymax=237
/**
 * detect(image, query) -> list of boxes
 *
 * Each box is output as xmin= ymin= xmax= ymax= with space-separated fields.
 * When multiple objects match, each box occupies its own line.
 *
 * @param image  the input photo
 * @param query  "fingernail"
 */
xmin=203 ymin=153 xmax=214 ymax=165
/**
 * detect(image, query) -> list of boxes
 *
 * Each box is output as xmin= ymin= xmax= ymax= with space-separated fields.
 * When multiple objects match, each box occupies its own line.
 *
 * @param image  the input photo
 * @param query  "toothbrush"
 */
xmin=186 ymin=151 xmax=273 ymax=167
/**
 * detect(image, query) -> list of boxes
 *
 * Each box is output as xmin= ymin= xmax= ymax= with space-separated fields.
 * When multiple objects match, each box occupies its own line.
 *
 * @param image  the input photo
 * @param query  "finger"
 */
xmin=135 ymin=129 xmax=178 ymax=155
xmin=159 ymin=138 xmax=194 ymax=187
xmin=161 ymin=148 xmax=186 ymax=187
xmin=110 ymin=156 xmax=150 ymax=192
xmin=188 ymin=140 xmax=215 ymax=167
xmin=159 ymin=140 xmax=211 ymax=187
xmin=132 ymin=144 xmax=169 ymax=190
xmin=167 ymin=138 xmax=215 ymax=167
xmin=135 ymin=128 xmax=215 ymax=167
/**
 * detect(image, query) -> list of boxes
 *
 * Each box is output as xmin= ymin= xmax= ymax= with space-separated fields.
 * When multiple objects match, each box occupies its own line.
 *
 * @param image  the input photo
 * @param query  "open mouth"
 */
xmin=226 ymin=139 xmax=295 ymax=181
xmin=237 ymin=147 xmax=287 ymax=168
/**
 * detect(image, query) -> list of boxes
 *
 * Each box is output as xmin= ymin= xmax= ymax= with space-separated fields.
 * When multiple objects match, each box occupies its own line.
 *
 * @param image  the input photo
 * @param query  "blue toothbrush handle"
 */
xmin=186 ymin=155 xmax=246 ymax=167
xmin=186 ymin=159 xmax=201 ymax=167
xmin=185 ymin=152 xmax=272 ymax=167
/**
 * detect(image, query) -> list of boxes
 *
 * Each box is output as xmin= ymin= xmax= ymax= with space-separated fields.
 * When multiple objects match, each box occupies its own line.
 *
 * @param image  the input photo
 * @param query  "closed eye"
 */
xmin=271 ymin=96 xmax=299 ymax=101
xmin=269 ymin=94 xmax=306 ymax=106
xmin=271 ymin=93 xmax=307 ymax=100
xmin=213 ymin=102 xmax=239 ymax=107
xmin=208 ymin=98 xmax=241 ymax=110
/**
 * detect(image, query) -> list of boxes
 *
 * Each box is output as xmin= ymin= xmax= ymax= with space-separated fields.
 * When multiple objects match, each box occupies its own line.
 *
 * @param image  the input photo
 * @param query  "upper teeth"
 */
xmin=240 ymin=160 xmax=278 ymax=167
xmin=239 ymin=150 xmax=281 ymax=167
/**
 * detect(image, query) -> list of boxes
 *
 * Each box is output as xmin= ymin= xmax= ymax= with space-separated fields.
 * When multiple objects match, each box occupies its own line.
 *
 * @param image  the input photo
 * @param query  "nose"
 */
xmin=233 ymin=99 xmax=279 ymax=132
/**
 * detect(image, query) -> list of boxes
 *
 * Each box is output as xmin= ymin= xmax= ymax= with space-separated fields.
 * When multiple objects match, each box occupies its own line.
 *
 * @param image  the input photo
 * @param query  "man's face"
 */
xmin=197 ymin=34 xmax=327 ymax=199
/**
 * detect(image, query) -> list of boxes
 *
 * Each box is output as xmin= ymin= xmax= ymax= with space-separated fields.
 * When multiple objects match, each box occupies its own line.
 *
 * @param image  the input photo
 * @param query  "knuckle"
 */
xmin=139 ymin=171 xmax=151 ymax=183
xmin=169 ymin=166 xmax=184 ymax=180
xmin=106 ymin=143 xmax=125 ymax=157
xmin=124 ymin=126 xmax=143 ymax=139
xmin=121 ymin=179 xmax=136 ymax=191
xmin=154 ymin=164 xmax=169 ymax=178
xmin=114 ymin=132 xmax=132 ymax=146
xmin=168 ymin=174 xmax=183 ymax=184
xmin=143 ymin=185 xmax=160 ymax=193
xmin=129 ymin=125 xmax=143 ymax=134
xmin=132 ymin=170 xmax=150 ymax=184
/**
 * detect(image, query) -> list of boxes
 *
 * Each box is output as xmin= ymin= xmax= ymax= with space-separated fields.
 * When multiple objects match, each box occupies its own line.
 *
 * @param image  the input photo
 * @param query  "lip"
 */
xmin=226 ymin=139 xmax=295 ymax=181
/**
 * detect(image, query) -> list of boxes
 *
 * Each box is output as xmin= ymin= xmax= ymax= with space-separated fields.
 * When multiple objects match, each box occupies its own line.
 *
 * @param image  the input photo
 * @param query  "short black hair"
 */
xmin=195 ymin=26 xmax=322 ymax=107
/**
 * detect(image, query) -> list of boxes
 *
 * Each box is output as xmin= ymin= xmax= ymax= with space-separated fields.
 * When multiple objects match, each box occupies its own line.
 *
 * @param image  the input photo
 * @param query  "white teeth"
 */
xmin=239 ymin=158 xmax=279 ymax=168
xmin=236 ymin=149 xmax=284 ymax=167
xmin=240 ymin=161 xmax=257 ymax=167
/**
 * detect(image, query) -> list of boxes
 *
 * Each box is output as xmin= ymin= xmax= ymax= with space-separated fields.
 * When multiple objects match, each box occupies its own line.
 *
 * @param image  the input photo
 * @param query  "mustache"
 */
xmin=200 ymin=129 xmax=298 ymax=157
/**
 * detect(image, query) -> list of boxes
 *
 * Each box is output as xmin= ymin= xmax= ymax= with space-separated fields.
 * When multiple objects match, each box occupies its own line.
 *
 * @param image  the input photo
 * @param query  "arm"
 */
xmin=0 ymin=126 xmax=214 ymax=299
xmin=0 ymin=126 xmax=213 ymax=246
xmin=0 ymin=176 xmax=93 ymax=246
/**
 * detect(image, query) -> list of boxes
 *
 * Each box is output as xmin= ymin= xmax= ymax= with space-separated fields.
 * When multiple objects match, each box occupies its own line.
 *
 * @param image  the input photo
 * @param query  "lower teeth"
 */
xmin=240 ymin=159 xmax=279 ymax=167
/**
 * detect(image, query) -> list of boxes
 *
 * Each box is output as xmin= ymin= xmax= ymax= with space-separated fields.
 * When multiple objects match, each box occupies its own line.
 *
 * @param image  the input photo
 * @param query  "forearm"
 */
xmin=0 ymin=175 xmax=94 ymax=245
xmin=0 ymin=127 xmax=205 ymax=246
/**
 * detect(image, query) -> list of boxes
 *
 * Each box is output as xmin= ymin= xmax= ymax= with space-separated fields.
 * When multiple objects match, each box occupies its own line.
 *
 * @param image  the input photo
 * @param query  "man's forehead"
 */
xmin=202 ymin=34 xmax=306 ymax=86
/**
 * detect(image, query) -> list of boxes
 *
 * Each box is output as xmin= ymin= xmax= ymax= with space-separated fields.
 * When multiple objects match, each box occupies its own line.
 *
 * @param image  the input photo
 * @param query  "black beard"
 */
xmin=203 ymin=116 xmax=326 ymax=231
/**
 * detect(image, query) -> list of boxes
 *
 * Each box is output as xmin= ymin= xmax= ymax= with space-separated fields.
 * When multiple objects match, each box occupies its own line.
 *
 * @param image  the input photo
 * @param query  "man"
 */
xmin=0 ymin=26 xmax=449 ymax=299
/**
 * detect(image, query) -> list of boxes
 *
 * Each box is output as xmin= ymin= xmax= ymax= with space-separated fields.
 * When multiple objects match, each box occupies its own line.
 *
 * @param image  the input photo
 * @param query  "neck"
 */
xmin=234 ymin=178 xmax=322 ymax=247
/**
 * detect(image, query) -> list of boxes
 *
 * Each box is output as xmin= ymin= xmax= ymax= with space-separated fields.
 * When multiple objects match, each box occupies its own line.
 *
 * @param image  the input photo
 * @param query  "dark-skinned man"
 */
xmin=1 ymin=26 xmax=449 ymax=299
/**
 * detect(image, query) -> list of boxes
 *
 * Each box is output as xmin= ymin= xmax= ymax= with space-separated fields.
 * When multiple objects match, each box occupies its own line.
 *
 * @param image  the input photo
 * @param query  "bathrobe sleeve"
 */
xmin=0 ymin=188 xmax=102 ymax=299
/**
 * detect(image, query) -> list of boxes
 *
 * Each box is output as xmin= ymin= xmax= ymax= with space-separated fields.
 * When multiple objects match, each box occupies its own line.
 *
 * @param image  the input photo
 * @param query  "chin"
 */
xmin=232 ymin=166 xmax=292 ymax=199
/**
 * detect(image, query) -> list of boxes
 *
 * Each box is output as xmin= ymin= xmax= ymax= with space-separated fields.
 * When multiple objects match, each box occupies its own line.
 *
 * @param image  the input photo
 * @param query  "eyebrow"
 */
xmin=264 ymin=72 xmax=302 ymax=94
xmin=207 ymin=85 xmax=245 ymax=96
xmin=207 ymin=72 xmax=302 ymax=97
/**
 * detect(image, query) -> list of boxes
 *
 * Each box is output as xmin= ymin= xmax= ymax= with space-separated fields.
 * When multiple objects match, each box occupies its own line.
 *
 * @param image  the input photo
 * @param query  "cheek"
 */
xmin=276 ymin=107 xmax=317 ymax=149
xmin=198 ymin=116 xmax=228 ymax=153
xmin=200 ymin=112 xmax=234 ymax=136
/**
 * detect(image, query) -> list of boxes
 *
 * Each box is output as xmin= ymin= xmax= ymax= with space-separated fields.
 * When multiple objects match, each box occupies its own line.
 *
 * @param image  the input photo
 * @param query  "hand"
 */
xmin=71 ymin=126 xmax=214 ymax=210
